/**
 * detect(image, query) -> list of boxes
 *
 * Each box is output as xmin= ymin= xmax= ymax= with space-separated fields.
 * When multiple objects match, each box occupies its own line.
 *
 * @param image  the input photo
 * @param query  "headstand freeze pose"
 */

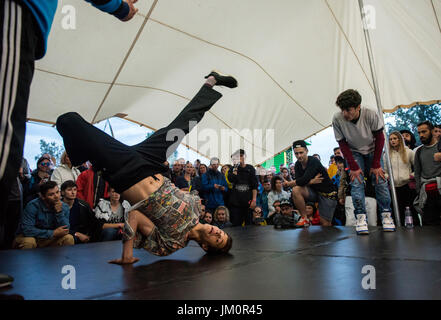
xmin=56 ymin=72 xmax=237 ymax=264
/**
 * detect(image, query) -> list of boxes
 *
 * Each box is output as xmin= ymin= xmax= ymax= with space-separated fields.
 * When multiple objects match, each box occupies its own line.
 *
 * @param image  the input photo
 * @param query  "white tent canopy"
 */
xmin=28 ymin=0 xmax=441 ymax=165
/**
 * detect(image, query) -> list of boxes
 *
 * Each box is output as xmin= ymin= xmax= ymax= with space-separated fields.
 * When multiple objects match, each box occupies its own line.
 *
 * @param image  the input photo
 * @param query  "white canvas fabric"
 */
xmin=27 ymin=0 xmax=441 ymax=165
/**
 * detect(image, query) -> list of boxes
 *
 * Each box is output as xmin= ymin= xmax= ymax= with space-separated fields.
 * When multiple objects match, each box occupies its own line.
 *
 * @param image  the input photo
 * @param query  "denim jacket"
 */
xmin=17 ymin=198 xmax=70 ymax=239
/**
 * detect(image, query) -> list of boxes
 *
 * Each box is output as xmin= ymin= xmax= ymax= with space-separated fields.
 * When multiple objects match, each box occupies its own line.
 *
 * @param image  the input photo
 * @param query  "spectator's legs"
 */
xmin=12 ymin=235 xmax=36 ymax=249
xmin=291 ymin=186 xmax=310 ymax=218
xmin=422 ymin=193 xmax=441 ymax=225
xmin=230 ymin=206 xmax=250 ymax=227
xmin=0 ymin=0 xmax=37 ymax=220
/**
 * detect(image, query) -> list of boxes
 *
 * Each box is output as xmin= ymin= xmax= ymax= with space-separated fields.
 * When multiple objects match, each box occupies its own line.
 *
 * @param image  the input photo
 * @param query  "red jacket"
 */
xmin=76 ymin=168 xmax=109 ymax=209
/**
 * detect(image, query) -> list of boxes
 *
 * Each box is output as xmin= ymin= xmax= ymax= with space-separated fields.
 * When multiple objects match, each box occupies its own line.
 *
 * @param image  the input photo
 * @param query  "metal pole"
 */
xmin=358 ymin=0 xmax=401 ymax=226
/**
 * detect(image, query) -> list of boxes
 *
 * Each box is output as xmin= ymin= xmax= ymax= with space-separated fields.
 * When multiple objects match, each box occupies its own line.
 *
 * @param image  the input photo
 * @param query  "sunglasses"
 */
xmin=40 ymin=162 xmax=51 ymax=167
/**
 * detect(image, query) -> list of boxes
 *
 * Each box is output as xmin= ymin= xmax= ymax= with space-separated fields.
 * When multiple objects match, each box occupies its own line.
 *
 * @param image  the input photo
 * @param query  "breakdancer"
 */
xmin=56 ymin=72 xmax=236 ymax=264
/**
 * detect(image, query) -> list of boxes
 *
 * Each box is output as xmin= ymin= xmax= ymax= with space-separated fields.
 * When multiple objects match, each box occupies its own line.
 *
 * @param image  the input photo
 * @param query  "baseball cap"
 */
xmin=292 ymin=140 xmax=307 ymax=149
xmin=280 ymin=199 xmax=292 ymax=207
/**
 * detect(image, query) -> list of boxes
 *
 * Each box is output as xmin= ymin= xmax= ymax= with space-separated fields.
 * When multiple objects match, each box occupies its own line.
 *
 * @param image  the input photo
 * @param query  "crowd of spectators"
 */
xmin=0 ymin=118 xmax=440 ymax=250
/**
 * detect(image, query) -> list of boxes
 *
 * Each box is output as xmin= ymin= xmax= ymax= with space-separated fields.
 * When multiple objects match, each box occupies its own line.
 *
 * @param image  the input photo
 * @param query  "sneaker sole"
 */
xmin=356 ymin=230 xmax=369 ymax=235
xmin=383 ymin=228 xmax=396 ymax=232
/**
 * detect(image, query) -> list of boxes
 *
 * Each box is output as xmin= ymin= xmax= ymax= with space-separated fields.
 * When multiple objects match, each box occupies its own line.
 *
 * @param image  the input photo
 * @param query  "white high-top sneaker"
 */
xmin=381 ymin=212 xmax=396 ymax=232
xmin=355 ymin=214 xmax=369 ymax=235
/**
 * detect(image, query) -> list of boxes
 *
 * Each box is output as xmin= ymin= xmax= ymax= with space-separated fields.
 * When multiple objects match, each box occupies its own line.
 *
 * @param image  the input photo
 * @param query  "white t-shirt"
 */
xmin=332 ymin=107 xmax=383 ymax=155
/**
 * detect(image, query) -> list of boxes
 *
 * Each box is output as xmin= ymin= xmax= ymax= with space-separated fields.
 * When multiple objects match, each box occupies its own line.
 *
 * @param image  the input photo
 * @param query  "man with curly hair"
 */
xmin=332 ymin=89 xmax=395 ymax=235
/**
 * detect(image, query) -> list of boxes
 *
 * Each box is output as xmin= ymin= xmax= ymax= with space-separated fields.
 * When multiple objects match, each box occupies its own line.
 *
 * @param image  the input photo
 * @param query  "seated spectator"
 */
xmin=266 ymin=200 xmax=282 ymax=225
xmin=414 ymin=121 xmax=441 ymax=225
xmin=50 ymin=151 xmax=81 ymax=188
xmin=305 ymin=202 xmax=321 ymax=226
xmin=13 ymin=181 xmax=74 ymax=249
xmin=203 ymin=211 xmax=213 ymax=225
xmin=176 ymin=162 xmax=197 ymax=192
xmin=257 ymin=178 xmax=271 ymax=218
xmin=24 ymin=156 xmax=52 ymax=204
xmin=61 ymin=180 xmax=103 ymax=244
xmin=94 ymin=188 xmax=130 ymax=241
xmin=213 ymin=206 xmax=233 ymax=229
xmin=199 ymin=204 xmax=207 ymax=224
xmin=333 ymin=156 xmax=349 ymax=225
xmin=267 ymin=176 xmax=291 ymax=217
xmin=273 ymin=199 xmax=301 ymax=229
xmin=76 ymin=166 xmax=109 ymax=209
xmin=400 ymin=129 xmax=418 ymax=150
xmin=202 ymin=157 xmax=228 ymax=213
xmin=252 ymin=206 xmax=267 ymax=226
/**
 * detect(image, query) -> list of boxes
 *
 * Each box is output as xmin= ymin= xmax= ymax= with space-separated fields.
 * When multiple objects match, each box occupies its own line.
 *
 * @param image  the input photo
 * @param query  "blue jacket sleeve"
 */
xmin=202 ymin=173 xmax=215 ymax=191
xmin=56 ymin=204 xmax=71 ymax=229
xmin=21 ymin=202 xmax=53 ymax=239
xmin=220 ymin=175 xmax=228 ymax=191
xmin=85 ymin=0 xmax=129 ymax=20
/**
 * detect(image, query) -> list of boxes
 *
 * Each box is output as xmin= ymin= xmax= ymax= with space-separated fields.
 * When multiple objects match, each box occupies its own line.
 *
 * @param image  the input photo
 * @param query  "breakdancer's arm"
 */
xmin=109 ymin=210 xmax=155 ymax=265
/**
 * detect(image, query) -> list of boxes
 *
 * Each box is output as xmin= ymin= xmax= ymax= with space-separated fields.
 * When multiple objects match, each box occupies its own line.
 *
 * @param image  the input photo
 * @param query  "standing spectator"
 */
xmin=50 ymin=151 xmax=81 ymax=188
xmin=289 ymin=163 xmax=296 ymax=180
xmin=94 ymin=188 xmax=130 ymax=241
xmin=194 ymin=159 xmax=201 ymax=172
xmin=193 ymin=164 xmax=208 ymax=201
xmin=386 ymin=132 xmax=419 ymax=226
xmin=267 ymin=176 xmax=291 ymax=217
xmin=202 ymin=158 xmax=228 ymax=213
xmin=327 ymin=155 xmax=338 ymax=179
xmin=313 ymin=154 xmax=321 ymax=162
xmin=213 ymin=206 xmax=233 ymax=229
xmin=257 ymin=179 xmax=272 ymax=219
xmin=176 ymin=162 xmax=196 ymax=192
xmin=13 ymin=181 xmax=74 ymax=249
xmin=170 ymin=160 xmax=183 ymax=185
xmin=24 ymin=156 xmax=52 ymax=204
xmin=61 ymin=180 xmax=103 ymax=244
xmin=413 ymin=121 xmax=441 ymax=225
xmin=400 ymin=129 xmax=418 ymax=150
xmin=434 ymin=125 xmax=441 ymax=141
xmin=221 ymin=164 xmax=233 ymax=206
xmin=332 ymin=156 xmax=348 ymax=226
xmin=76 ymin=166 xmax=109 ymax=209
xmin=280 ymin=167 xmax=292 ymax=192
xmin=227 ymin=149 xmax=258 ymax=226
xmin=334 ymin=147 xmax=343 ymax=158
xmin=286 ymin=140 xmax=338 ymax=227
xmin=332 ymin=89 xmax=395 ymax=234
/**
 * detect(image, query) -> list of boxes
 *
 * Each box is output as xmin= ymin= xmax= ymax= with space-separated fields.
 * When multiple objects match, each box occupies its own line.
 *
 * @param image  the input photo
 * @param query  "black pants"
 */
xmin=422 ymin=192 xmax=441 ymax=226
xmin=230 ymin=206 xmax=252 ymax=227
xmin=56 ymin=85 xmax=222 ymax=193
xmin=0 ymin=0 xmax=38 ymax=218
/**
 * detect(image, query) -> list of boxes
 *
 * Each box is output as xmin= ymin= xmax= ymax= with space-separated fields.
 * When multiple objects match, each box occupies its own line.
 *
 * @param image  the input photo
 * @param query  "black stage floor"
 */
xmin=1 ymin=226 xmax=441 ymax=300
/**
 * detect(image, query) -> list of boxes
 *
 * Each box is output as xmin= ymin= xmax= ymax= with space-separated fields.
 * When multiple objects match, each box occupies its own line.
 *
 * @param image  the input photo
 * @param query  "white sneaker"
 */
xmin=381 ymin=212 xmax=396 ymax=232
xmin=355 ymin=214 xmax=369 ymax=235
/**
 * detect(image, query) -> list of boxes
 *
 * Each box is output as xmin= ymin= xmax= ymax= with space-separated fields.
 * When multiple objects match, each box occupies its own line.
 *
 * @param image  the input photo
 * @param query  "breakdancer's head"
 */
xmin=189 ymin=223 xmax=233 ymax=254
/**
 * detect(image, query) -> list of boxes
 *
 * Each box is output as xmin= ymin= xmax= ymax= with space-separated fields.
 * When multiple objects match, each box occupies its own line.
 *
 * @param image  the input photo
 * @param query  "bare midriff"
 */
xmin=121 ymin=174 xmax=164 ymax=205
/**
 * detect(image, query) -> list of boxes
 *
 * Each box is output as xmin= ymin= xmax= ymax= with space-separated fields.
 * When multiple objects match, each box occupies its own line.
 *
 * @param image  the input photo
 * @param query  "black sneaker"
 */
xmin=205 ymin=71 xmax=238 ymax=88
xmin=0 ymin=274 xmax=13 ymax=288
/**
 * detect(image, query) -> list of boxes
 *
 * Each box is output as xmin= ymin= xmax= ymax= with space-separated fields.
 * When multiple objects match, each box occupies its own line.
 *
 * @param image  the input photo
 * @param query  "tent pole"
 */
xmin=357 ymin=0 xmax=401 ymax=226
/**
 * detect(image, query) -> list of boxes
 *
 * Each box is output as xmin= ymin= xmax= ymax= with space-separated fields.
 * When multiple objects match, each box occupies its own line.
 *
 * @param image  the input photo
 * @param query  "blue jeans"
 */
xmin=350 ymin=151 xmax=391 ymax=217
